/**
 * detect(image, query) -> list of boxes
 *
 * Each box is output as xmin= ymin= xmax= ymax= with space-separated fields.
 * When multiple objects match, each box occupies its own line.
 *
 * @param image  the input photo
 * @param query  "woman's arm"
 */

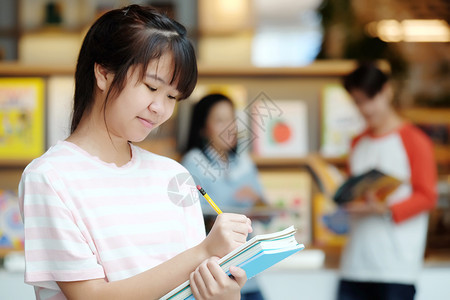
xmin=57 ymin=213 xmax=252 ymax=300
xmin=390 ymin=127 xmax=438 ymax=223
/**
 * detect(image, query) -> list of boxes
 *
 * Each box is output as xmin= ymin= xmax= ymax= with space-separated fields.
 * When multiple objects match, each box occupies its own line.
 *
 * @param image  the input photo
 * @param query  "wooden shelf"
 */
xmin=0 ymin=62 xmax=75 ymax=76
xmin=401 ymin=108 xmax=450 ymax=125
xmin=252 ymin=156 xmax=309 ymax=168
xmin=0 ymin=248 xmax=23 ymax=258
xmin=0 ymin=159 xmax=32 ymax=168
xmin=252 ymin=155 xmax=347 ymax=168
xmin=0 ymin=60 xmax=389 ymax=77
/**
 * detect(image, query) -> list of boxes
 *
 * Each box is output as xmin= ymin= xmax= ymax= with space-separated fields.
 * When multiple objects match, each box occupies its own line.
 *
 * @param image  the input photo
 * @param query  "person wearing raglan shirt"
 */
xmin=337 ymin=64 xmax=437 ymax=300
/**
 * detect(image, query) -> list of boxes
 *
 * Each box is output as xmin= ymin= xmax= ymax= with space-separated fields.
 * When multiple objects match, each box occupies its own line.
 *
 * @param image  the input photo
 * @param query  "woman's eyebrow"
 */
xmin=146 ymin=73 xmax=167 ymax=84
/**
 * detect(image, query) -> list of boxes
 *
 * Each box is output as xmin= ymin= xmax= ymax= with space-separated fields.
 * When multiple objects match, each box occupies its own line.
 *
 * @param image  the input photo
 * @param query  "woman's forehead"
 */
xmin=145 ymin=55 xmax=178 ymax=85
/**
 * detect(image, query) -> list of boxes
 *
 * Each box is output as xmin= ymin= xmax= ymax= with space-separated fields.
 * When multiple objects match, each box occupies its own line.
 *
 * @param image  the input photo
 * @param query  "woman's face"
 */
xmin=104 ymin=53 xmax=179 ymax=143
xmin=350 ymin=84 xmax=393 ymax=130
xmin=204 ymin=101 xmax=237 ymax=152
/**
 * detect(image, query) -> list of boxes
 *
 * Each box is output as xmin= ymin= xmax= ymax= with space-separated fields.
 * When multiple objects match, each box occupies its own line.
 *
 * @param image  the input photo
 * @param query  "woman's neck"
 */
xmin=370 ymin=110 xmax=403 ymax=136
xmin=208 ymin=144 xmax=229 ymax=162
xmin=67 ymin=116 xmax=131 ymax=167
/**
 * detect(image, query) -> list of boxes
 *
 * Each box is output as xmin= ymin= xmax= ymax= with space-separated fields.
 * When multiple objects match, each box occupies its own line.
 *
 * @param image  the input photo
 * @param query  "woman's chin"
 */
xmin=128 ymin=135 xmax=147 ymax=143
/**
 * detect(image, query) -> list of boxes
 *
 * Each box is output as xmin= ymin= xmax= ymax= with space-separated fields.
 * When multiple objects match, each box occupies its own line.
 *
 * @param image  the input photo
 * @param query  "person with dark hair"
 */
xmin=183 ymin=93 xmax=264 ymax=212
xmin=182 ymin=93 xmax=266 ymax=300
xmin=19 ymin=5 xmax=251 ymax=300
xmin=337 ymin=64 xmax=437 ymax=300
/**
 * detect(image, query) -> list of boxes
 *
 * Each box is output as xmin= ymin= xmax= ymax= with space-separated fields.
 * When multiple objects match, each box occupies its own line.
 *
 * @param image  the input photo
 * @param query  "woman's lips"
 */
xmin=137 ymin=117 xmax=155 ymax=128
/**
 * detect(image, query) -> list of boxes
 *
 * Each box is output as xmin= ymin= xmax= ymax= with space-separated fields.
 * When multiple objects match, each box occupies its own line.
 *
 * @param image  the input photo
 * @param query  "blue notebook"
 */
xmin=160 ymin=226 xmax=304 ymax=300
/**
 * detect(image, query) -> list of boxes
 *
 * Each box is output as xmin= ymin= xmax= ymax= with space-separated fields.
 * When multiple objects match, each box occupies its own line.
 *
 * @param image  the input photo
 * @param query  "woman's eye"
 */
xmin=168 ymin=95 xmax=177 ymax=100
xmin=147 ymin=85 xmax=157 ymax=92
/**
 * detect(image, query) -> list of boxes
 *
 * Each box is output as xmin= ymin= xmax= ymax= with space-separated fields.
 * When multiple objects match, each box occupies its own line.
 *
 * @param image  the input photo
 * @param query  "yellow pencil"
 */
xmin=197 ymin=185 xmax=223 ymax=214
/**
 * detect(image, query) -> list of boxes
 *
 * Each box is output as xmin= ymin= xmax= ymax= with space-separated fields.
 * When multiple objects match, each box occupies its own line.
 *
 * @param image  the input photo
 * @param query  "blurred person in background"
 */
xmin=182 ymin=93 xmax=266 ymax=300
xmin=337 ymin=64 xmax=437 ymax=300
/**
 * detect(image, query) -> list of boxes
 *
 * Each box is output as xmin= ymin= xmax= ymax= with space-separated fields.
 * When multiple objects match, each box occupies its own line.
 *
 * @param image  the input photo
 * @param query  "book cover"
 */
xmin=320 ymin=84 xmax=365 ymax=158
xmin=0 ymin=78 xmax=45 ymax=160
xmin=161 ymin=226 xmax=304 ymax=300
xmin=333 ymin=169 xmax=402 ymax=205
xmin=258 ymin=170 xmax=312 ymax=244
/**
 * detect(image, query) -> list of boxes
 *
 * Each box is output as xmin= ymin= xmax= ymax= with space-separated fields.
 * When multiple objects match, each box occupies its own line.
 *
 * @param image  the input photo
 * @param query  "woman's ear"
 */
xmin=94 ymin=63 xmax=110 ymax=92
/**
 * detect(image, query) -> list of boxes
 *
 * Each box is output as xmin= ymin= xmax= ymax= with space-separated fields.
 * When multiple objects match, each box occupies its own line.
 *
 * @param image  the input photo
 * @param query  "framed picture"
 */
xmin=0 ymin=189 xmax=24 ymax=252
xmin=251 ymin=98 xmax=308 ymax=157
xmin=320 ymin=84 xmax=365 ymax=158
xmin=0 ymin=78 xmax=45 ymax=161
xmin=258 ymin=169 xmax=312 ymax=245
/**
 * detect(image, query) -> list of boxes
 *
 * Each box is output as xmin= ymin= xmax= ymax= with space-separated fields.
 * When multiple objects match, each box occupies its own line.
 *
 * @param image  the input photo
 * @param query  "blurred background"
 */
xmin=0 ymin=0 xmax=449 ymax=299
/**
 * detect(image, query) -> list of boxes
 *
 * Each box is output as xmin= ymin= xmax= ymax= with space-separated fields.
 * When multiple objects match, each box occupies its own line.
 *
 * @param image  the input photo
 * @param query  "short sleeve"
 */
xmin=183 ymin=201 xmax=206 ymax=249
xmin=172 ymin=161 xmax=206 ymax=249
xmin=19 ymin=168 xmax=105 ymax=288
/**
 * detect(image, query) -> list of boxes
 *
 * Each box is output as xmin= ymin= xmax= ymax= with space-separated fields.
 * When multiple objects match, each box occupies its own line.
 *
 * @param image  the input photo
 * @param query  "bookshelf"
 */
xmin=1 ymin=61 xmax=448 ymax=260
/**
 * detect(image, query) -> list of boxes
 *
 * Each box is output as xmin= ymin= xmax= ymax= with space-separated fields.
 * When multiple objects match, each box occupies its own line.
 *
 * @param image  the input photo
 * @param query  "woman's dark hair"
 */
xmin=185 ymin=93 xmax=235 ymax=154
xmin=71 ymin=4 xmax=197 ymax=133
xmin=343 ymin=63 xmax=389 ymax=98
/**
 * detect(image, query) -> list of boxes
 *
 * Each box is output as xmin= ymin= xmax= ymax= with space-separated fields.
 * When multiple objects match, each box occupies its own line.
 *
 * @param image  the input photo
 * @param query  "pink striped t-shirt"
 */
xmin=19 ymin=141 xmax=206 ymax=300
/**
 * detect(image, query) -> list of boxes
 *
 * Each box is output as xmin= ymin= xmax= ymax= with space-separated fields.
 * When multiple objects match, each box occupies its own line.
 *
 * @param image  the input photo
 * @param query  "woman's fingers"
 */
xmin=229 ymin=266 xmax=247 ymax=288
xmin=190 ymin=258 xmax=246 ymax=300
xmin=204 ymin=213 xmax=253 ymax=257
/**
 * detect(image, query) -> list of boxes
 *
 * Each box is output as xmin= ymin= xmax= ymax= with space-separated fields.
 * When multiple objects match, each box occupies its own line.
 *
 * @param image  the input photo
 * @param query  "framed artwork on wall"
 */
xmin=320 ymin=84 xmax=365 ymax=158
xmin=251 ymin=98 xmax=308 ymax=158
xmin=0 ymin=77 xmax=45 ymax=161
xmin=258 ymin=169 xmax=312 ymax=245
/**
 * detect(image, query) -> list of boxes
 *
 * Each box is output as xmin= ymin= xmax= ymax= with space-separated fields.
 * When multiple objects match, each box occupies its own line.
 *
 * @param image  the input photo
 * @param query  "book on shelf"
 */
xmin=160 ymin=226 xmax=304 ymax=300
xmin=333 ymin=169 xmax=402 ymax=205
xmin=306 ymin=154 xmax=344 ymax=198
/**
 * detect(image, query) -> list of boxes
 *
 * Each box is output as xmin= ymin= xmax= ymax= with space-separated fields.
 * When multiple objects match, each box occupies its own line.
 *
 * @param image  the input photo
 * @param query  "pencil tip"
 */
xmin=196 ymin=185 xmax=202 ymax=190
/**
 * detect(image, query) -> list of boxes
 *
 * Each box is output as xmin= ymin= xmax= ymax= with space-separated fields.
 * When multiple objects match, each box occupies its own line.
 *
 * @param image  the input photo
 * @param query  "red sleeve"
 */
xmin=390 ymin=124 xmax=438 ymax=223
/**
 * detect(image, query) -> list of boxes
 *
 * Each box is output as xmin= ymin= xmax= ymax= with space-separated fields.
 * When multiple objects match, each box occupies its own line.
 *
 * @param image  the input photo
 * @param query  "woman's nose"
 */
xmin=148 ymin=95 xmax=164 ymax=115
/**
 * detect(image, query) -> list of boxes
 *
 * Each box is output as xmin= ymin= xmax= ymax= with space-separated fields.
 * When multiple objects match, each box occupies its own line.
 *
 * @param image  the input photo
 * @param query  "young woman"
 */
xmin=19 ymin=5 xmax=251 ymax=300
xmin=182 ymin=94 xmax=265 ymax=212
xmin=337 ymin=64 xmax=437 ymax=300
xmin=182 ymin=94 xmax=266 ymax=300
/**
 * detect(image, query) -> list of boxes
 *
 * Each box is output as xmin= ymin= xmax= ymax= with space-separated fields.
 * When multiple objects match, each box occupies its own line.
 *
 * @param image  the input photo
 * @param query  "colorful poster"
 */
xmin=258 ymin=170 xmax=312 ymax=245
xmin=0 ymin=190 xmax=24 ymax=251
xmin=251 ymin=98 xmax=308 ymax=157
xmin=320 ymin=84 xmax=365 ymax=158
xmin=0 ymin=78 xmax=45 ymax=160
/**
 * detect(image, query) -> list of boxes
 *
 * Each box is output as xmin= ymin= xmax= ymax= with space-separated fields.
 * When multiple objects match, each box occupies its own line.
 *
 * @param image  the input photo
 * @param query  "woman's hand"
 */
xmin=344 ymin=190 xmax=389 ymax=215
xmin=190 ymin=257 xmax=247 ymax=300
xmin=234 ymin=186 xmax=260 ymax=204
xmin=201 ymin=213 xmax=252 ymax=258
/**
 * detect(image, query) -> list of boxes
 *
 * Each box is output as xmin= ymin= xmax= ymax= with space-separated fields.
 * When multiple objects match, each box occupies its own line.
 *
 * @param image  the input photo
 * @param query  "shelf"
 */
xmin=0 ymin=248 xmax=22 ymax=258
xmin=252 ymin=155 xmax=347 ymax=168
xmin=0 ymin=159 xmax=32 ymax=168
xmin=0 ymin=60 xmax=389 ymax=77
xmin=401 ymin=108 xmax=450 ymax=124
xmin=0 ymin=62 xmax=75 ymax=76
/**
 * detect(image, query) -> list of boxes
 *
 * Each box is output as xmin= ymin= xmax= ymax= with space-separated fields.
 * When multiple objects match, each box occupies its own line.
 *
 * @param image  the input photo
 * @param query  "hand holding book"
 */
xmin=161 ymin=226 xmax=304 ymax=300
xmin=189 ymin=257 xmax=247 ymax=300
xmin=343 ymin=191 xmax=391 ymax=216
xmin=333 ymin=169 xmax=402 ymax=205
